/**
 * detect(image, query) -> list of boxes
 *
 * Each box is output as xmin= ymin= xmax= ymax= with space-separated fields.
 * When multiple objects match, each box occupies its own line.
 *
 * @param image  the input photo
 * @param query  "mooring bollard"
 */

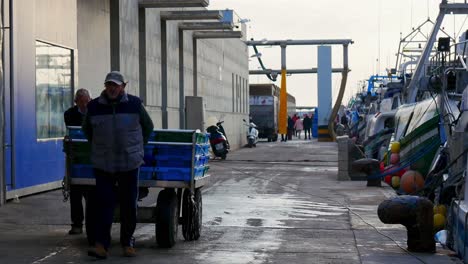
xmin=377 ymin=195 xmax=435 ymax=252
xmin=352 ymin=158 xmax=381 ymax=187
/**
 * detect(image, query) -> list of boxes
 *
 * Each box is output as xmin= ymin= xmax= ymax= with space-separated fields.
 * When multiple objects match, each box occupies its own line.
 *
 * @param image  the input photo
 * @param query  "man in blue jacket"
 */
xmin=84 ymin=71 xmax=154 ymax=259
xmin=64 ymin=88 xmax=96 ymax=246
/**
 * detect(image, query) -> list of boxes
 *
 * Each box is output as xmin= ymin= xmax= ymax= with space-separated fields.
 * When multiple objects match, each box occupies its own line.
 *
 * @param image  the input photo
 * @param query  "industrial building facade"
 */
xmin=0 ymin=0 xmax=249 ymax=204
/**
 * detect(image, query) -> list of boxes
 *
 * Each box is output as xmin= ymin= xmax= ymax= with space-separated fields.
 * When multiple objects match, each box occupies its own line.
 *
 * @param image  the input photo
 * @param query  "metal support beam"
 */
xmin=250 ymin=68 xmax=345 ymax=75
xmin=139 ymin=0 xmax=209 ymax=8
xmin=440 ymin=2 xmax=468 ymax=14
xmin=406 ymin=4 xmax=446 ymax=103
xmin=160 ymin=10 xmax=222 ymax=21
xmin=246 ymin=39 xmax=354 ymax=46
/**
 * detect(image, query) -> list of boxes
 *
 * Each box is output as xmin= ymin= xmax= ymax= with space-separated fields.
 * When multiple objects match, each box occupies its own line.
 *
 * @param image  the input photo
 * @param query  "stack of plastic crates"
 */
xmin=143 ymin=129 xmax=210 ymax=181
xmin=66 ymin=128 xmax=210 ymax=182
xmin=66 ymin=127 xmax=94 ymax=179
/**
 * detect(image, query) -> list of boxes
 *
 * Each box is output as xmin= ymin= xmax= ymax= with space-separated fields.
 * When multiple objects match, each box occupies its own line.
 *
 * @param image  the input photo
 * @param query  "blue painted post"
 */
xmin=317 ymin=46 xmax=332 ymax=141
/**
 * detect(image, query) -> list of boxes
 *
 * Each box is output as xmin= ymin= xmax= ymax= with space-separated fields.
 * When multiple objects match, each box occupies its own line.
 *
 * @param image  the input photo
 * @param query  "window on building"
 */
xmin=35 ymin=41 xmax=73 ymax=139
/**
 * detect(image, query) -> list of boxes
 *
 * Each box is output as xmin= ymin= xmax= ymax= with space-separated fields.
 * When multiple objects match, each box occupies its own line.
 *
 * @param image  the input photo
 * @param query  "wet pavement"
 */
xmin=0 ymin=139 xmax=462 ymax=263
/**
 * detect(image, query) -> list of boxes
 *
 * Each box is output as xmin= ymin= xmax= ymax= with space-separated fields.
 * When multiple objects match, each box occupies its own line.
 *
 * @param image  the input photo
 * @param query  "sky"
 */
xmin=209 ymin=0 xmax=466 ymax=107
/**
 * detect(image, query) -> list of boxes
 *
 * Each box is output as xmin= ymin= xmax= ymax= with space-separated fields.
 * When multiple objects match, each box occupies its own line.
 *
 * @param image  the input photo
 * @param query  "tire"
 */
xmin=182 ymin=189 xmax=202 ymax=241
xmin=156 ymin=189 xmax=179 ymax=248
xmin=248 ymin=138 xmax=254 ymax=148
xmin=267 ymin=137 xmax=272 ymax=142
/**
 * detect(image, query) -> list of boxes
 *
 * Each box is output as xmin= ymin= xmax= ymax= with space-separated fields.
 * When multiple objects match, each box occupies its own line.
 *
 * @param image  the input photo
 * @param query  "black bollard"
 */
xmin=377 ymin=195 xmax=435 ymax=253
xmin=352 ymin=158 xmax=381 ymax=187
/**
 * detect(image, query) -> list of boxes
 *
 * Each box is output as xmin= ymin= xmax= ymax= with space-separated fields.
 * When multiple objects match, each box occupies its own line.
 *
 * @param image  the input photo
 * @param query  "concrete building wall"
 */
xmin=77 ymin=0 xmax=111 ymax=97
xmin=118 ymin=0 xmax=139 ymax=96
xmin=139 ymin=7 xmax=249 ymax=148
xmin=143 ymin=10 xmax=163 ymax=128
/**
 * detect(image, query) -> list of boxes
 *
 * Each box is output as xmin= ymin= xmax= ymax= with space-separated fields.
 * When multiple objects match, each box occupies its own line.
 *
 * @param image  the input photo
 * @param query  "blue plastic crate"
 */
xmin=155 ymin=167 xmax=191 ymax=181
xmin=144 ymin=145 xmax=156 ymax=165
xmin=156 ymin=158 xmax=192 ymax=168
xmin=195 ymin=144 xmax=210 ymax=155
xmin=139 ymin=167 xmax=155 ymax=180
xmin=194 ymin=155 xmax=209 ymax=167
xmin=155 ymin=144 xmax=192 ymax=158
xmin=68 ymin=128 xmax=87 ymax=140
xmin=71 ymin=164 xmax=94 ymax=178
xmin=203 ymin=145 xmax=210 ymax=155
xmin=194 ymin=165 xmax=209 ymax=178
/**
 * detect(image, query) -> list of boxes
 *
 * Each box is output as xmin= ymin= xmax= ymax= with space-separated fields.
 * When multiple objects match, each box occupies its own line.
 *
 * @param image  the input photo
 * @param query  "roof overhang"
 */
xmin=179 ymin=22 xmax=233 ymax=31
xmin=160 ymin=10 xmax=222 ymax=20
xmin=139 ymin=0 xmax=209 ymax=8
xmin=193 ymin=31 xmax=242 ymax=39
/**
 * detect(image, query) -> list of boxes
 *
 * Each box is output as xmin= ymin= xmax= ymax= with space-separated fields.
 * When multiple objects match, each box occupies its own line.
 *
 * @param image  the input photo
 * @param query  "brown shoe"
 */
xmin=122 ymin=246 xmax=136 ymax=257
xmin=88 ymin=244 xmax=108 ymax=259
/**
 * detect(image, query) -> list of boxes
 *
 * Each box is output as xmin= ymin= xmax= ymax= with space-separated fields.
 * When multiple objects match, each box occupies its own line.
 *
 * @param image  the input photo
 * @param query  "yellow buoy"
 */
xmin=390 ymin=141 xmax=401 ymax=153
xmin=434 ymin=204 xmax=447 ymax=216
xmin=434 ymin=213 xmax=446 ymax=231
xmin=391 ymin=176 xmax=400 ymax=189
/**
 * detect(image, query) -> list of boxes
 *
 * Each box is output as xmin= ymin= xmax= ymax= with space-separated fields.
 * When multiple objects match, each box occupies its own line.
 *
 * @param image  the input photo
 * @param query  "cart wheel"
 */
xmin=156 ymin=189 xmax=179 ymax=248
xmin=182 ymin=188 xmax=202 ymax=241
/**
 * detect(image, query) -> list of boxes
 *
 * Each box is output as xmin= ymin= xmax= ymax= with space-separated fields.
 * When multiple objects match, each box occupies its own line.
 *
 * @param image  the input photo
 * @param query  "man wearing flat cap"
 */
xmin=83 ymin=71 xmax=154 ymax=259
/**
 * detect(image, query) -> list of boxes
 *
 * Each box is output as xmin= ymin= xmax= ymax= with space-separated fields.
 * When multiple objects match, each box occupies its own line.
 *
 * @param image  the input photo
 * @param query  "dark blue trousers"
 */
xmin=70 ymin=185 xmax=96 ymax=245
xmin=94 ymin=168 xmax=139 ymax=249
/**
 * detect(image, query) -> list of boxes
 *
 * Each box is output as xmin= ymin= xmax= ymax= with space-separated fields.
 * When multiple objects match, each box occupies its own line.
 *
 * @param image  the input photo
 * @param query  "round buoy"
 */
xmin=434 ymin=204 xmax=447 ymax=217
xmin=390 ymin=153 xmax=400 ymax=165
xmin=384 ymin=175 xmax=392 ymax=185
xmin=400 ymin=170 xmax=424 ymax=194
xmin=390 ymin=141 xmax=401 ymax=153
xmin=397 ymin=168 xmax=407 ymax=177
xmin=391 ymin=176 xmax=400 ymax=189
xmin=434 ymin=213 xmax=446 ymax=231
xmin=380 ymin=162 xmax=385 ymax=173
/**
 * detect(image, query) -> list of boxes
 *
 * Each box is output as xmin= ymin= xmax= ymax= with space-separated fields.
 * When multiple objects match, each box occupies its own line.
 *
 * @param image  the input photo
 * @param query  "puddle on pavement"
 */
xmin=198 ymin=176 xmax=348 ymax=263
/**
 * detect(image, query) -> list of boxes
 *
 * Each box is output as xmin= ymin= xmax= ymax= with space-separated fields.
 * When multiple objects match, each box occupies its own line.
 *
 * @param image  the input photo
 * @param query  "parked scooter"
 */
xmin=206 ymin=120 xmax=229 ymax=160
xmin=243 ymin=119 xmax=259 ymax=148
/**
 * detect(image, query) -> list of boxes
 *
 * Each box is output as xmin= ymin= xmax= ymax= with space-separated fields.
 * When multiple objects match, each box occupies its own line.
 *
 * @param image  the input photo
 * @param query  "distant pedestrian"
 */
xmin=287 ymin=115 xmax=295 ymax=140
xmin=294 ymin=118 xmax=303 ymax=139
xmin=292 ymin=114 xmax=299 ymax=137
xmin=303 ymin=114 xmax=312 ymax=140
xmin=84 ymin=71 xmax=154 ymax=259
xmin=64 ymin=88 xmax=96 ymax=246
xmin=281 ymin=115 xmax=289 ymax=142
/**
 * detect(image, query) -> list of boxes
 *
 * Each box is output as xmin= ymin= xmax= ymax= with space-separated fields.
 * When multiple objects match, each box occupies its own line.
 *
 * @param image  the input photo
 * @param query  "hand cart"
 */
xmin=64 ymin=127 xmax=211 ymax=248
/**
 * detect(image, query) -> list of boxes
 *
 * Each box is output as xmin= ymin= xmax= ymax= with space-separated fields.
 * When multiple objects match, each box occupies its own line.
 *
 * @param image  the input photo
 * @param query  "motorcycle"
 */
xmin=206 ymin=120 xmax=229 ymax=160
xmin=243 ymin=119 xmax=259 ymax=148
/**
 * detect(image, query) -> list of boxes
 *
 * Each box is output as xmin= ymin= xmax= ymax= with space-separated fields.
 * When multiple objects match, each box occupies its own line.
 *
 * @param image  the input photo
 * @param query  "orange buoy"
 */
xmin=400 ymin=170 xmax=424 ymax=194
